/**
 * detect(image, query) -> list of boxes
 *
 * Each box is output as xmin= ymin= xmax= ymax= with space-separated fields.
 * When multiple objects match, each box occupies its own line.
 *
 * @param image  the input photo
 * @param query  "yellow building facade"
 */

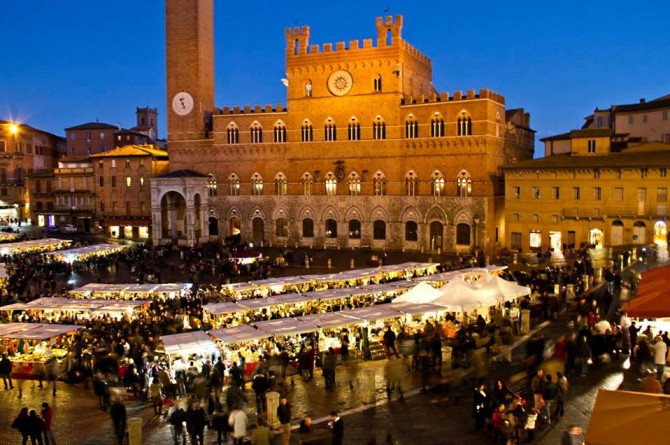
xmin=153 ymin=0 xmax=534 ymax=252
xmin=503 ymin=133 xmax=670 ymax=253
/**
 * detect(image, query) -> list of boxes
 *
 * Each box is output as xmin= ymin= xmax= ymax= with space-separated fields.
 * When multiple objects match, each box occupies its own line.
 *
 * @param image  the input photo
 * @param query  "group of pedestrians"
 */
xmin=11 ymin=402 xmax=55 ymax=445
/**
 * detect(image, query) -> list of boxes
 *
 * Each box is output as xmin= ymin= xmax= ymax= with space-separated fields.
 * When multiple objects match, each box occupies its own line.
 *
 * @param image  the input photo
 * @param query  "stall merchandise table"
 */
xmin=0 ymin=323 xmax=83 ymax=378
xmin=44 ymin=243 xmax=130 ymax=263
xmin=0 ymin=238 xmax=71 ymax=255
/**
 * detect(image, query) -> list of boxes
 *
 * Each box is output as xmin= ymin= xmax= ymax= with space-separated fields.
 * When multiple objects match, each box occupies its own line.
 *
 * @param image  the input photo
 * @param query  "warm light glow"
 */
xmin=9 ymin=123 xmax=19 ymax=135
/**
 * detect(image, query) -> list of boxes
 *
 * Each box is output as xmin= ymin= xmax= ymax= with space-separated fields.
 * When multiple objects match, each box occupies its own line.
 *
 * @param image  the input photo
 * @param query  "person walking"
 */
xmin=250 ymin=416 xmax=272 ymax=445
xmin=147 ymin=377 xmax=163 ymax=415
xmin=652 ymin=336 xmax=668 ymax=380
xmin=41 ymin=403 xmax=56 ymax=445
xmin=543 ymin=374 xmax=558 ymax=424
xmin=110 ymin=399 xmax=127 ymax=445
xmin=555 ymin=371 xmax=569 ymax=419
xmin=1 ymin=352 xmax=14 ymax=390
xmin=11 ymin=407 xmax=29 ymax=445
xmin=228 ymin=407 xmax=248 ymax=445
xmin=472 ymin=383 xmax=488 ymax=430
xmin=26 ymin=409 xmax=44 ymax=445
xmin=251 ymin=370 xmax=268 ymax=414
xmin=210 ymin=404 xmax=229 ymax=445
xmin=277 ymin=396 xmax=292 ymax=445
xmin=531 ymin=369 xmax=548 ymax=423
xmin=185 ymin=403 xmax=207 ymax=445
xmin=383 ymin=327 xmax=400 ymax=359
xmin=329 ymin=411 xmax=344 ymax=445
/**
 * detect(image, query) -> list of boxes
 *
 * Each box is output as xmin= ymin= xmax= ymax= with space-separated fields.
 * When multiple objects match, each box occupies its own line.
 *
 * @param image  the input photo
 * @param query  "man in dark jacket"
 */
xmin=277 ymin=396 xmax=292 ymax=445
xmin=185 ymin=403 xmax=208 ymax=445
xmin=329 ymin=411 xmax=344 ymax=445
xmin=110 ymin=400 xmax=127 ymax=445
xmin=0 ymin=353 xmax=13 ymax=390
xmin=252 ymin=371 xmax=268 ymax=414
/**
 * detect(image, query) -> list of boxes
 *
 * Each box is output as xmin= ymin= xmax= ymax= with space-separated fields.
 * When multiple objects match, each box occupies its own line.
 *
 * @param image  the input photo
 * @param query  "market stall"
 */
xmin=475 ymin=275 xmax=531 ymax=303
xmin=392 ymin=282 xmax=443 ymax=304
xmin=0 ymin=297 xmax=150 ymax=322
xmin=44 ymin=243 xmax=130 ymax=263
xmin=0 ymin=232 xmax=21 ymax=243
xmin=0 ymin=238 xmax=71 ymax=256
xmin=69 ymin=282 xmax=192 ymax=300
xmin=208 ymin=324 xmax=272 ymax=375
xmin=0 ymin=323 xmax=83 ymax=378
xmin=160 ymin=331 xmax=218 ymax=375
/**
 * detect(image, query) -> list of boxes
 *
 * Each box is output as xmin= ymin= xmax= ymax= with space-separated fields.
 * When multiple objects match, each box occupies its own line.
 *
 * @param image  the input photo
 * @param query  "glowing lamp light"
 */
xmin=8 ymin=123 xmax=19 ymax=135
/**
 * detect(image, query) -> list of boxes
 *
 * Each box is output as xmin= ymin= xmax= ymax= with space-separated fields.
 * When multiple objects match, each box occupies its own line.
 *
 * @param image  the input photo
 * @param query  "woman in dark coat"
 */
xmin=11 ymin=407 xmax=29 ymax=445
xmin=471 ymin=382 xmax=488 ymax=430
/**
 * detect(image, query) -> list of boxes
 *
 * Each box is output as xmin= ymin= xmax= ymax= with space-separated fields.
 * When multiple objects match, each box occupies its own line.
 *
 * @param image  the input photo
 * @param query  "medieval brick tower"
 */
xmin=165 ymin=0 xmax=215 ymax=142
xmin=154 ymin=0 xmax=534 ymax=251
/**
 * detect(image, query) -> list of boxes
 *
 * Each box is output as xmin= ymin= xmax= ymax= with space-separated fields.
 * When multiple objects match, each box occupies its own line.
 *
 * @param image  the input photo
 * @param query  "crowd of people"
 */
xmin=1 ymin=236 xmax=656 ymax=444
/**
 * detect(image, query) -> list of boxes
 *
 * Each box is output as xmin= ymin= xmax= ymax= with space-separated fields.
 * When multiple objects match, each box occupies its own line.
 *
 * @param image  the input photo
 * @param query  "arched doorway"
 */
xmin=633 ymin=221 xmax=646 ymax=244
xmin=160 ymin=191 xmax=187 ymax=242
xmin=611 ymin=220 xmax=624 ymax=246
xmin=430 ymin=221 xmax=443 ymax=251
xmin=208 ymin=217 xmax=219 ymax=236
xmin=252 ymin=217 xmax=265 ymax=245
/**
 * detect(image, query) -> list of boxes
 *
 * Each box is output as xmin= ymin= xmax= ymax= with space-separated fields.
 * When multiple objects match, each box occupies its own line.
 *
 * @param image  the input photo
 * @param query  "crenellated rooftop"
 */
xmin=401 ymin=88 xmax=505 ymax=106
xmin=216 ymin=88 xmax=504 ymax=116
xmin=284 ymin=15 xmax=430 ymax=65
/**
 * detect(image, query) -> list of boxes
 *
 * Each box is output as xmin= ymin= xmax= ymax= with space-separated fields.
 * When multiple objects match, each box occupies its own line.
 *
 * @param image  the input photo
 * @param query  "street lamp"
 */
xmin=473 ymin=216 xmax=480 ymax=249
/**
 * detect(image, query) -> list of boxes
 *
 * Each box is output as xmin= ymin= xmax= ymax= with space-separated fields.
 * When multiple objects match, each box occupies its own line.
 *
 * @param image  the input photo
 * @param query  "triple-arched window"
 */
xmin=431 ymin=170 xmax=445 ymax=197
xmin=457 ymin=170 xmax=472 ymax=197
xmin=324 ymin=119 xmax=337 ymax=142
xmin=250 ymin=122 xmax=263 ymax=144
xmin=348 ymin=172 xmax=361 ymax=196
xmin=457 ymin=111 xmax=472 ymax=136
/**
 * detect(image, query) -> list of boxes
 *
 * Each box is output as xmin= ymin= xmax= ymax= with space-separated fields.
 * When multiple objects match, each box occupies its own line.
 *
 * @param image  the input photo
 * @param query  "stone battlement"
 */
xmin=284 ymin=15 xmax=428 ymax=65
xmin=218 ymin=104 xmax=286 ymax=115
xmin=401 ymin=89 xmax=505 ymax=105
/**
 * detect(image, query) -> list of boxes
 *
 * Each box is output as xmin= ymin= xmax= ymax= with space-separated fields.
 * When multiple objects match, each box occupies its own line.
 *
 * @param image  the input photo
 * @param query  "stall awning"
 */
xmin=208 ymin=325 xmax=270 ymax=344
xmin=203 ymin=302 xmax=243 ymax=316
xmin=339 ymin=304 xmax=402 ymax=322
xmin=44 ymin=243 xmax=130 ymax=262
xmin=294 ymin=311 xmax=359 ymax=330
xmin=390 ymin=302 xmax=444 ymax=315
xmin=254 ymin=318 xmax=320 ymax=336
xmin=0 ymin=323 xmax=82 ymax=340
xmin=0 ymin=238 xmax=71 ymax=255
xmin=161 ymin=331 xmax=217 ymax=356
xmin=392 ymin=282 xmax=443 ymax=304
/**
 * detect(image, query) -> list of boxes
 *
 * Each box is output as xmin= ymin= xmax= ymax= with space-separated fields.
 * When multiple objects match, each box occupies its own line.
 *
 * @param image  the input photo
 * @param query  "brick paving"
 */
xmin=1 ymin=226 xmax=660 ymax=444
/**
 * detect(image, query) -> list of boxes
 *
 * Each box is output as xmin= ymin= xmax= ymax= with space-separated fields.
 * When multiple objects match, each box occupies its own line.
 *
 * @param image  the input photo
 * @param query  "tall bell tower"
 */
xmin=165 ymin=0 xmax=215 ymax=142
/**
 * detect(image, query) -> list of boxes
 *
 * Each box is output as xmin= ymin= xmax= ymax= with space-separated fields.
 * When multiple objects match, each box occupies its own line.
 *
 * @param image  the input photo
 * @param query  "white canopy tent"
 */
xmin=392 ymin=282 xmax=443 ymax=304
xmin=475 ymin=276 xmax=531 ymax=303
xmin=294 ymin=311 xmax=359 ymax=330
xmin=432 ymin=281 xmax=498 ymax=312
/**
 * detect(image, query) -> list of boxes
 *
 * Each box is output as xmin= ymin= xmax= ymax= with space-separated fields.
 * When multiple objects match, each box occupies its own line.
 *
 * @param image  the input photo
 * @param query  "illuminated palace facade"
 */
xmin=152 ymin=0 xmax=534 ymax=254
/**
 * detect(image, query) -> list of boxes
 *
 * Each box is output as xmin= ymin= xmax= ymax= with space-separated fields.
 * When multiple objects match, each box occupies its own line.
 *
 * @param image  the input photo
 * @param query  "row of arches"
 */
xmin=209 ymin=170 xmax=473 ymax=197
xmin=221 ymin=215 xmax=474 ymax=251
xmin=224 ymin=110 xmax=474 ymax=144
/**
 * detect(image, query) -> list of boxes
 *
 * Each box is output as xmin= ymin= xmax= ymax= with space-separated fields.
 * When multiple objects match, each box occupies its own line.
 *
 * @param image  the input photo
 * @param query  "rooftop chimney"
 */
xmin=640 ymin=98 xmax=646 ymax=103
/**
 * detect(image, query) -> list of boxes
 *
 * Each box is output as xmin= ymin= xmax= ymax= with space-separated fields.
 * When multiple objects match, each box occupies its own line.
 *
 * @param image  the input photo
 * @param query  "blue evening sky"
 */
xmin=1 ymin=0 xmax=668 ymax=158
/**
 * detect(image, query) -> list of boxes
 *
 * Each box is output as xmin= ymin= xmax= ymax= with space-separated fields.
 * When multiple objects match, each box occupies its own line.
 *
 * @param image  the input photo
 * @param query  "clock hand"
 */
xmin=180 ymin=98 xmax=185 ymax=108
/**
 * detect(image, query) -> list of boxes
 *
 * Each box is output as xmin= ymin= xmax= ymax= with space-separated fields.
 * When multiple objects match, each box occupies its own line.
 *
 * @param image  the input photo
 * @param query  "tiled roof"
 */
xmin=89 ymin=145 xmax=168 ymax=159
xmin=64 ymin=122 xmax=118 ymax=131
xmin=502 ymin=142 xmax=670 ymax=170
xmin=157 ymin=169 xmax=208 ymax=178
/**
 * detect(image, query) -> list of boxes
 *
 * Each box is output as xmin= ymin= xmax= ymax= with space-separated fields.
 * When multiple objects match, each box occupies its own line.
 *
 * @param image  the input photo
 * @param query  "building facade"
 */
xmin=1 ymin=120 xmax=64 ymax=224
xmin=153 ymin=1 xmax=534 ymax=253
xmin=92 ymin=145 xmax=169 ymax=239
xmin=503 ymin=134 xmax=670 ymax=253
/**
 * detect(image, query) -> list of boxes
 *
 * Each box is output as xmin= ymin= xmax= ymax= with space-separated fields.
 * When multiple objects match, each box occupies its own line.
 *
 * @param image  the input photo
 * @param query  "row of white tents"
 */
xmin=393 ymin=275 xmax=531 ymax=312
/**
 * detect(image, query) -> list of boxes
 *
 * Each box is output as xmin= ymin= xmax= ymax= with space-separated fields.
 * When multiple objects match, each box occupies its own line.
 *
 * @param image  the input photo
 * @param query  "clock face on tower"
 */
xmin=172 ymin=91 xmax=194 ymax=116
xmin=327 ymin=70 xmax=353 ymax=96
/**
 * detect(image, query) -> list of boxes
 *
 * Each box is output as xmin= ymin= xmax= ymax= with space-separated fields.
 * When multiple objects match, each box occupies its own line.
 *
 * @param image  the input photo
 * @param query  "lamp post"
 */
xmin=473 ymin=216 xmax=480 ymax=248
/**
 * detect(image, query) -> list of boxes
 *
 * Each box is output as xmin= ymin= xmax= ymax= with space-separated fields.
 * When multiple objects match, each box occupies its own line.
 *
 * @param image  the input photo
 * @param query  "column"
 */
xmin=266 ymin=391 xmax=280 ymax=429
xmin=185 ymin=205 xmax=195 ymax=247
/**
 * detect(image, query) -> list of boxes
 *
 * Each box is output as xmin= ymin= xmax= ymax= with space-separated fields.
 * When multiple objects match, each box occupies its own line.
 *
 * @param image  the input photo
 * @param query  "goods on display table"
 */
xmin=69 ymin=283 xmax=192 ymax=300
xmin=44 ymin=243 xmax=131 ymax=263
xmin=0 ymin=238 xmax=71 ymax=256
xmin=0 ymin=232 xmax=22 ymax=243
xmin=0 ymin=323 xmax=83 ymax=378
xmin=208 ymin=325 xmax=271 ymax=376
xmin=0 ymin=297 xmax=150 ymax=321
xmin=160 ymin=331 xmax=218 ymax=376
